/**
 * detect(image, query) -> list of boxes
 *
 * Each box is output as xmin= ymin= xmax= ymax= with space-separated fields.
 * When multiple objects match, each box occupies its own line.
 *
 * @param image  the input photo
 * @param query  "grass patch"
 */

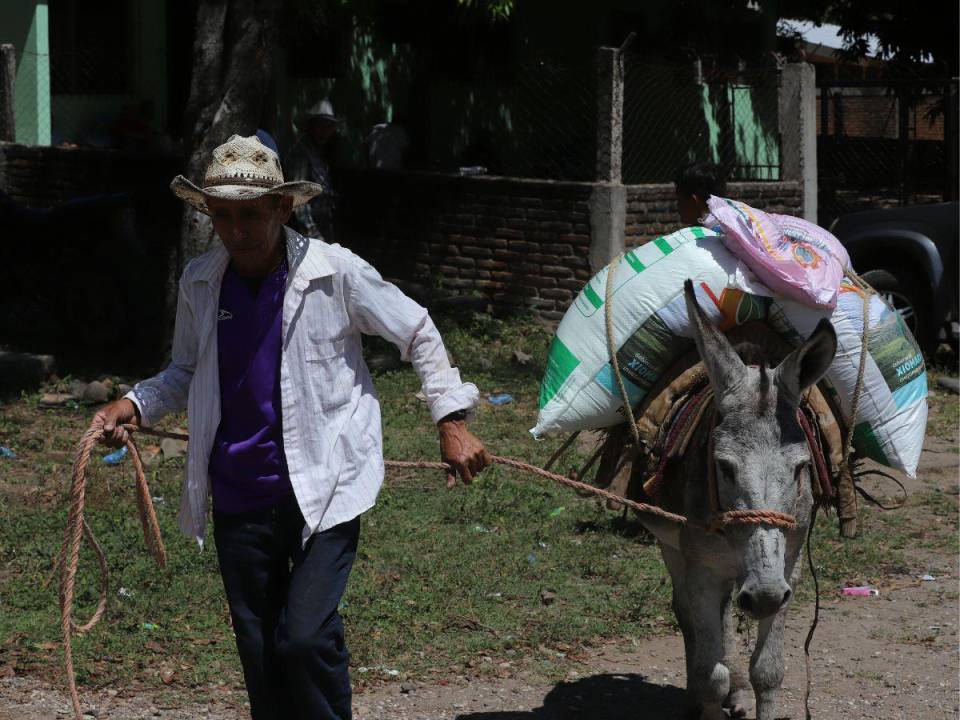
xmin=0 ymin=311 xmax=955 ymax=698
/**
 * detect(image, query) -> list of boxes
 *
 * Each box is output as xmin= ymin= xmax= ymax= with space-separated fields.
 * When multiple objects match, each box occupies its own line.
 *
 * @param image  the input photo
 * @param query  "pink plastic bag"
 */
xmin=704 ymin=197 xmax=850 ymax=309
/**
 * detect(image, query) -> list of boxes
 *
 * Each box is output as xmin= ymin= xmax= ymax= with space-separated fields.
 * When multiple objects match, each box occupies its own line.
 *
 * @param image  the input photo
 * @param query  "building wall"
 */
xmin=49 ymin=0 xmax=168 ymax=147
xmin=337 ymin=170 xmax=594 ymax=321
xmin=816 ymin=92 xmax=946 ymax=141
xmin=0 ymin=0 xmax=168 ymax=148
xmin=0 ymin=141 xmax=181 ymax=206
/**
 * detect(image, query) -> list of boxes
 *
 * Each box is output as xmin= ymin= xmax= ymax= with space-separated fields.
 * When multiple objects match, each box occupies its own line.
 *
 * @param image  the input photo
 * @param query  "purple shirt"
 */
xmin=208 ymin=259 xmax=293 ymax=514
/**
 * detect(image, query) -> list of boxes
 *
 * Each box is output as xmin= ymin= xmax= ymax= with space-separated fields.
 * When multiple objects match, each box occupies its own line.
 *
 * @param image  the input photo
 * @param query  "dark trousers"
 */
xmin=213 ymin=494 xmax=360 ymax=720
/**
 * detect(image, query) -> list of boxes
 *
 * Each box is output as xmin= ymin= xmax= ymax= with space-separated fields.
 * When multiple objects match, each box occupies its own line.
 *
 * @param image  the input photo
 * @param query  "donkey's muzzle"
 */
xmin=737 ymin=582 xmax=792 ymax=619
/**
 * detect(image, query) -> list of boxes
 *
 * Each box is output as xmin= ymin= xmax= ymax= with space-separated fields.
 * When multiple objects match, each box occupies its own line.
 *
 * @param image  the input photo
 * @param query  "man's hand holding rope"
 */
xmin=95 ymin=399 xmax=141 ymax=448
xmin=438 ymin=413 xmax=492 ymax=489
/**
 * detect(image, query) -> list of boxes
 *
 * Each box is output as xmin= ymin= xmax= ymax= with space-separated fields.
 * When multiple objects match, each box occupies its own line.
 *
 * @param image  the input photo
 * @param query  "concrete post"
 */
xmin=779 ymin=62 xmax=817 ymax=222
xmin=946 ymin=80 xmax=958 ymax=202
xmin=589 ymin=47 xmax=626 ymax=272
xmin=589 ymin=183 xmax=626 ymax=272
xmin=0 ymin=45 xmax=14 ymax=142
xmin=595 ymin=46 xmax=623 ymax=183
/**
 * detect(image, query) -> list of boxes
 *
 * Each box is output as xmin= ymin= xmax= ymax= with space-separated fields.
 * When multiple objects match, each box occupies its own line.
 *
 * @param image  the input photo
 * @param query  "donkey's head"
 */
xmin=683 ymin=280 xmax=837 ymax=619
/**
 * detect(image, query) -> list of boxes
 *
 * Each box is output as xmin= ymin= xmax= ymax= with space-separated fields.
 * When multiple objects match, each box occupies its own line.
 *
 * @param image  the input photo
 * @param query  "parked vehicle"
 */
xmin=830 ymin=202 xmax=959 ymax=354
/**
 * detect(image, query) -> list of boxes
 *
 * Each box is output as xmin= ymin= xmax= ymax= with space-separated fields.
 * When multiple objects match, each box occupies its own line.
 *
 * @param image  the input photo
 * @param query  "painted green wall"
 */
xmin=0 ymin=1 xmax=51 ymax=145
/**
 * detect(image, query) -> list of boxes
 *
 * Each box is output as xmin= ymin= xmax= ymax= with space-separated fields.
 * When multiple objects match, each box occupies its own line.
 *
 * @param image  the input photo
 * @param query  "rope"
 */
xmin=604 ymin=254 xmax=642 ymax=449
xmin=384 ymin=455 xmax=693 ymax=524
xmin=60 ymin=421 xmax=167 ymax=720
xmin=842 ymin=270 xmax=873 ymax=461
xmin=852 ymin=466 xmax=908 ymax=510
xmin=803 ymin=504 xmax=822 ymax=720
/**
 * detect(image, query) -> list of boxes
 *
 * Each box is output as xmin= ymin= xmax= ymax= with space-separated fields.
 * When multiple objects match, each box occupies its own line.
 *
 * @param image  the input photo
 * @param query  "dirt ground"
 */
xmin=2 ymin=437 xmax=957 ymax=720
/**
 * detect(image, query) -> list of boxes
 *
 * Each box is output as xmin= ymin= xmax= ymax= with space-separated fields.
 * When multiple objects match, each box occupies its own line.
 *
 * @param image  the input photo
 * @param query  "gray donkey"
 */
xmin=638 ymin=280 xmax=837 ymax=720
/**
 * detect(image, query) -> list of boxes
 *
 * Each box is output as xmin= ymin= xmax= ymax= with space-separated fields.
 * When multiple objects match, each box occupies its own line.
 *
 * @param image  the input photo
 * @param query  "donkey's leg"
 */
xmin=662 ymin=547 xmax=698 ymax=718
xmin=721 ymin=589 xmax=750 ymax=718
xmin=683 ymin=570 xmax=729 ymax=720
xmin=748 ymin=535 xmax=803 ymax=719
xmin=671 ymin=585 xmax=700 ymax=720
xmin=749 ymin=609 xmax=787 ymax=720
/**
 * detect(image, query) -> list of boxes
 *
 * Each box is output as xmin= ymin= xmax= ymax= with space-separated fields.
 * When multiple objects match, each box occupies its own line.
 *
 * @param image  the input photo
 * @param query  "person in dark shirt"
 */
xmin=675 ymin=161 xmax=727 ymax=225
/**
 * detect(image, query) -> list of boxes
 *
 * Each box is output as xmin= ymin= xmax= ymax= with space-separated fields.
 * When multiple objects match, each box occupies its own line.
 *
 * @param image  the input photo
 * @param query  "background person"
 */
xmin=286 ymin=99 xmax=340 ymax=241
xmin=675 ymin=161 xmax=727 ymax=226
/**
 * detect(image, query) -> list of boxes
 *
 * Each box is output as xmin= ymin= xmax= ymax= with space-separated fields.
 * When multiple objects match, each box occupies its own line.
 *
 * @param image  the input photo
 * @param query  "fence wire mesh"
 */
xmin=622 ymin=56 xmax=782 ymax=184
xmin=817 ymin=78 xmax=958 ymax=225
xmin=486 ymin=56 xmax=597 ymax=181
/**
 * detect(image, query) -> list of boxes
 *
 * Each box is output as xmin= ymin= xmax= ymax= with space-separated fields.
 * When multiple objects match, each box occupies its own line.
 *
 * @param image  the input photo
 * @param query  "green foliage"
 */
xmin=456 ymin=0 xmax=515 ymax=22
xmin=783 ymin=0 xmax=957 ymax=73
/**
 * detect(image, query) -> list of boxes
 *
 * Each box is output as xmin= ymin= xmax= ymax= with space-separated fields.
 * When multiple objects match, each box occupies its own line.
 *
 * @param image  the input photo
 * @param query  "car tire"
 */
xmin=860 ymin=267 xmax=936 ymax=354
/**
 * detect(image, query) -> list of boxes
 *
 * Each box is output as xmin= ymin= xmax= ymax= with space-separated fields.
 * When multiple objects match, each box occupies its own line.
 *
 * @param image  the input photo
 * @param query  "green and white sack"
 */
xmin=531 ymin=227 xmax=928 ymax=477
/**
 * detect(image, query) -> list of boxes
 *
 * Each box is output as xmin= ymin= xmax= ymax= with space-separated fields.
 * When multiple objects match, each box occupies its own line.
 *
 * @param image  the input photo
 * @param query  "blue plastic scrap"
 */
xmin=102 ymin=446 xmax=129 ymax=465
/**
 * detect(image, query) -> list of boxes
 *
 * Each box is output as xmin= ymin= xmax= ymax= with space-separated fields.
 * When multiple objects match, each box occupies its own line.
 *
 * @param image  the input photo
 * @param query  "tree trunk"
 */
xmin=168 ymin=0 xmax=282 ymax=323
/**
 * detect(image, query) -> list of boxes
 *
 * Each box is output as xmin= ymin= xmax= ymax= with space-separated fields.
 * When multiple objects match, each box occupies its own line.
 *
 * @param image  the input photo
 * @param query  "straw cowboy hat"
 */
xmin=170 ymin=134 xmax=323 ymax=215
xmin=296 ymin=98 xmax=340 ymax=128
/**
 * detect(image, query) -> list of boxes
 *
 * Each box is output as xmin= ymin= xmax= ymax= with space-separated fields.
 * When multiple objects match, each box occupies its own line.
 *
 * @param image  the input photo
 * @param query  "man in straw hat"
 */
xmin=287 ymin=98 xmax=340 ymax=241
xmin=94 ymin=133 xmax=490 ymax=719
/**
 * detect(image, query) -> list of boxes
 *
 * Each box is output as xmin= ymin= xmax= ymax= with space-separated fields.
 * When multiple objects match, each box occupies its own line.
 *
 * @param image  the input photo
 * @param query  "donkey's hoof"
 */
xmin=724 ymin=688 xmax=751 ymax=718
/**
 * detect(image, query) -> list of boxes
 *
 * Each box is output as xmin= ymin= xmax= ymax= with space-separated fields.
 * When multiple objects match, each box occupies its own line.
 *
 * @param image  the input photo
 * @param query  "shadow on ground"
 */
xmin=457 ymin=673 xmax=688 ymax=720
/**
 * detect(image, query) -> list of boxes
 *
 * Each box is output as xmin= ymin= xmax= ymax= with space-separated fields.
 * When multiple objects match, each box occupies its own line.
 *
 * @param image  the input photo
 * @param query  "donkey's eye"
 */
xmin=717 ymin=459 xmax=737 ymax=483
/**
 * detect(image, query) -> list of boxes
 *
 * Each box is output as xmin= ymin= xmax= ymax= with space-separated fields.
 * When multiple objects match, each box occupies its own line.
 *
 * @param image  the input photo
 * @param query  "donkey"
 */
xmin=638 ymin=280 xmax=837 ymax=720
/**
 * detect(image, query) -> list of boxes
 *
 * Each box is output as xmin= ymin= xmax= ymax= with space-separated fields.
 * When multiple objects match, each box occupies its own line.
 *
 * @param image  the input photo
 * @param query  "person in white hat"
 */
xmin=93 ymin=134 xmax=489 ymax=720
xmin=287 ymin=99 xmax=340 ymax=241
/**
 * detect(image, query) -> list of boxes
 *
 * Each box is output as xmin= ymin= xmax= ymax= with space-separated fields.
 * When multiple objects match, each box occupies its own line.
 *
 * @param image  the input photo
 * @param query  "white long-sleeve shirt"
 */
xmin=127 ymin=227 xmax=479 ymax=547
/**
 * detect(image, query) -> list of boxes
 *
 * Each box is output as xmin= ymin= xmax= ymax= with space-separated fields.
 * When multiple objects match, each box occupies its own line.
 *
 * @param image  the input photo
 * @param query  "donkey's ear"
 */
xmin=775 ymin=319 xmax=837 ymax=404
xmin=683 ymin=279 xmax=745 ymax=395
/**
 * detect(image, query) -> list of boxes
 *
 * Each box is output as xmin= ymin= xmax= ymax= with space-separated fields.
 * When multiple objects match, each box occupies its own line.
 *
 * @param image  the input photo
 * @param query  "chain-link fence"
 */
xmin=818 ymin=77 xmax=958 ymax=225
xmin=435 ymin=56 xmax=597 ymax=182
xmin=622 ymin=55 xmax=782 ymax=184
xmin=499 ymin=57 xmax=597 ymax=181
xmin=438 ymin=53 xmax=783 ymax=185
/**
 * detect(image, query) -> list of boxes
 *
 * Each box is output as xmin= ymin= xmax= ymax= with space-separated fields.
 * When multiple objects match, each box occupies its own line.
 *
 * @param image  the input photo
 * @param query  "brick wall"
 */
xmin=0 ymin=142 xmax=183 ymax=207
xmin=339 ymin=172 xmax=805 ymax=319
xmin=338 ymin=170 xmax=594 ymax=321
xmin=624 ymin=181 xmax=803 ymax=248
